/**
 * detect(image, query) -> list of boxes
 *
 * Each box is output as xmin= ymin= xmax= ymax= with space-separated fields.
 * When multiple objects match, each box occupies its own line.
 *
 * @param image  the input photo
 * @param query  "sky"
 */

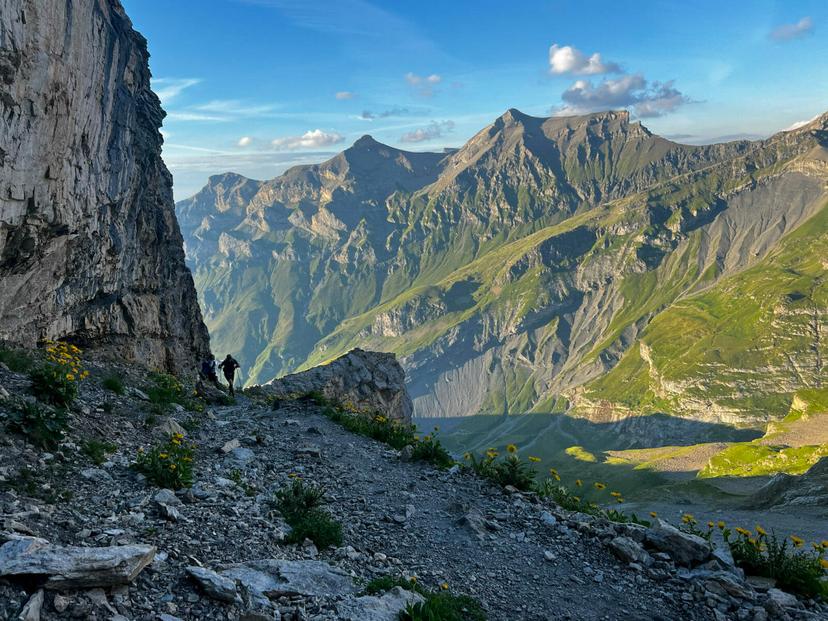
xmin=121 ymin=0 xmax=828 ymax=201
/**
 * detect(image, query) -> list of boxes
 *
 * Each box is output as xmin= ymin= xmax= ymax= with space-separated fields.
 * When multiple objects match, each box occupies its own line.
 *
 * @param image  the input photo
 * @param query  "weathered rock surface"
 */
xmin=0 ymin=536 xmax=155 ymax=588
xmin=338 ymin=586 xmax=424 ymax=621
xmin=260 ymin=348 xmax=413 ymax=423
xmin=220 ymin=559 xmax=356 ymax=603
xmin=0 ymin=0 xmax=210 ymax=372
xmin=645 ymin=519 xmax=712 ymax=566
xmin=185 ymin=566 xmax=240 ymax=603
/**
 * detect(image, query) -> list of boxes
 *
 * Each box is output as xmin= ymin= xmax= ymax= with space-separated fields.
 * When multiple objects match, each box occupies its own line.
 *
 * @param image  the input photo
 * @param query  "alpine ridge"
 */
xmin=178 ymin=108 xmax=827 ymax=429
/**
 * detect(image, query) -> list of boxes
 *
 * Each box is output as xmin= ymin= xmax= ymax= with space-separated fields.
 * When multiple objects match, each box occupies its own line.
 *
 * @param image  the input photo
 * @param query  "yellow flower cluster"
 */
xmin=44 ymin=340 xmax=89 ymax=381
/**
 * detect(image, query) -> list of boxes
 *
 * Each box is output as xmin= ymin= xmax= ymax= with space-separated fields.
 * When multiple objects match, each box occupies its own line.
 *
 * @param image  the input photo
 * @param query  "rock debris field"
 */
xmin=0 ymin=362 xmax=826 ymax=621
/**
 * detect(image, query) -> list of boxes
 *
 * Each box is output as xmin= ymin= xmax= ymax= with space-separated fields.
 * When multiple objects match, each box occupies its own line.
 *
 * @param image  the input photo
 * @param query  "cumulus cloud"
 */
xmin=405 ymin=72 xmax=442 ymax=96
xmin=152 ymin=78 xmax=201 ymax=104
xmin=548 ymin=44 xmax=620 ymax=75
xmin=555 ymin=75 xmax=692 ymax=118
xmin=769 ymin=17 xmax=813 ymax=41
xmin=237 ymin=136 xmax=253 ymax=147
xmin=359 ymin=107 xmax=410 ymax=120
xmin=271 ymin=129 xmax=345 ymax=150
xmin=399 ymin=120 xmax=454 ymax=143
xmin=335 ymin=91 xmax=355 ymax=100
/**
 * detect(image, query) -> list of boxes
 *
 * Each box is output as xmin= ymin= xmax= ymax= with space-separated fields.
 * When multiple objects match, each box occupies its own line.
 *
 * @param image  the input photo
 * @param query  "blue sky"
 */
xmin=122 ymin=0 xmax=828 ymax=200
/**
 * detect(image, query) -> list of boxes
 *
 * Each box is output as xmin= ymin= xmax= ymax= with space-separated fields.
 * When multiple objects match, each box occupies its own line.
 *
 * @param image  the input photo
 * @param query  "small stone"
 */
xmin=539 ymin=511 xmax=557 ymax=527
xmin=186 ymin=566 xmax=240 ymax=603
xmin=153 ymin=489 xmax=182 ymax=506
xmin=221 ymin=439 xmax=241 ymax=454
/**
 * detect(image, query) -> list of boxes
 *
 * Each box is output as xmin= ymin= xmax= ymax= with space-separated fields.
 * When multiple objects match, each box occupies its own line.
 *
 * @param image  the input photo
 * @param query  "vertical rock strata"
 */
xmin=0 ymin=0 xmax=210 ymax=371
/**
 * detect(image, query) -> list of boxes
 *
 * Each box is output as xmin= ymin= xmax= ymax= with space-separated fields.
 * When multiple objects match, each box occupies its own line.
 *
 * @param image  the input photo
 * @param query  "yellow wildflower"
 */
xmin=463 ymin=452 xmax=472 ymax=460
xmin=650 ymin=512 xmax=657 ymax=518
xmin=169 ymin=464 xmax=176 ymax=470
xmin=575 ymin=479 xmax=582 ymax=487
xmin=528 ymin=456 xmax=541 ymax=463
xmin=616 ymin=498 xmax=624 ymax=503
xmin=66 ymin=373 xmax=75 ymax=381
xmin=707 ymin=521 xmax=714 ymax=529
xmin=548 ymin=468 xmax=560 ymax=481
xmin=820 ymin=559 xmax=828 ymax=569
xmin=735 ymin=527 xmax=750 ymax=537
xmin=159 ymin=453 xmax=168 ymax=459
xmin=610 ymin=491 xmax=622 ymax=498
xmin=440 ymin=582 xmax=449 ymax=590
xmin=506 ymin=444 xmax=517 ymax=454
xmin=594 ymin=482 xmax=606 ymax=490
xmin=756 ymin=525 xmax=766 ymax=536
xmin=790 ymin=535 xmax=804 ymax=548
xmin=821 ymin=540 xmax=828 ymax=549
xmin=717 ymin=521 xmax=725 ymax=530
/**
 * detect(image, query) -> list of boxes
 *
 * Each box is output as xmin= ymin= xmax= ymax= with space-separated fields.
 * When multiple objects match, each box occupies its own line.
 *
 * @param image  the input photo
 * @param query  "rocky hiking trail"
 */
xmin=0 ymin=357 xmax=826 ymax=621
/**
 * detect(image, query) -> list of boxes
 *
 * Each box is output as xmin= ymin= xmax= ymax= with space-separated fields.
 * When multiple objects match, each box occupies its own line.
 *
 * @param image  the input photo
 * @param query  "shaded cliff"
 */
xmin=0 ymin=0 xmax=210 ymax=371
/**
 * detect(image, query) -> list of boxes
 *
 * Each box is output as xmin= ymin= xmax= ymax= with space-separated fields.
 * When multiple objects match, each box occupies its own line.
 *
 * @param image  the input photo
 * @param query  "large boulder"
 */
xmin=260 ymin=349 xmax=413 ymax=423
xmin=338 ymin=587 xmax=425 ymax=621
xmin=644 ymin=519 xmax=711 ymax=566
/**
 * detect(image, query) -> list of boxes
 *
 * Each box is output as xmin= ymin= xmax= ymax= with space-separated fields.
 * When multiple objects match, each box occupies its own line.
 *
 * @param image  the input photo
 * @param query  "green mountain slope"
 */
xmin=177 ymin=109 xmax=828 ymax=431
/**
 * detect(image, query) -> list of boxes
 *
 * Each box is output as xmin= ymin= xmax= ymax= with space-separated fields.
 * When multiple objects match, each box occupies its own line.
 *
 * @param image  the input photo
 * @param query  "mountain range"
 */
xmin=177 ymin=108 xmax=827 ymax=427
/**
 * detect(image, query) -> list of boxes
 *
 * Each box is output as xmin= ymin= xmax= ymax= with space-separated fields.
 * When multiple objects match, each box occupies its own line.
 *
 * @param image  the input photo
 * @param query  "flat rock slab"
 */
xmin=338 ymin=586 xmax=424 ymax=621
xmin=0 ymin=536 xmax=155 ymax=589
xmin=221 ymin=559 xmax=356 ymax=601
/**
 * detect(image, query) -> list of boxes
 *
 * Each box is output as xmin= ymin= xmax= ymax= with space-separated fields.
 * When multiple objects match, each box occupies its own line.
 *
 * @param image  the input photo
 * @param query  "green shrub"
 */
xmin=82 ymin=439 xmax=118 ymax=465
xmin=464 ymin=446 xmax=536 ymax=492
xmin=285 ymin=508 xmax=343 ymax=549
xmin=275 ymin=478 xmax=327 ymax=519
xmin=364 ymin=575 xmax=423 ymax=595
xmin=0 ymin=346 xmax=33 ymax=373
xmin=274 ymin=479 xmax=342 ymax=549
xmin=147 ymin=372 xmax=184 ymax=406
xmin=102 ymin=374 xmax=125 ymax=395
xmin=7 ymin=401 xmax=68 ymax=449
xmin=409 ymin=430 xmax=455 ymax=469
xmin=400 ymin=591 xmax=487 ymax=621
xmin=725 ymin=528 xmax=828 ymax=598
xmin=134 ymin=433 xmax=194 ymax=489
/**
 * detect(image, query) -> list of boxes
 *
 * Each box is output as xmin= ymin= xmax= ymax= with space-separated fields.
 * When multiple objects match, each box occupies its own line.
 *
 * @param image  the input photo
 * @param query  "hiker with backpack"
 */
xmin=219 ymin=354 xmax=241 ymax=396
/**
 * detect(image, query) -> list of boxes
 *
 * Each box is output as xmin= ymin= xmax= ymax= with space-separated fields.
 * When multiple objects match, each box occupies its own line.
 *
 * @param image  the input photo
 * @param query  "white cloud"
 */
xmin=336 ymin=91 xmax=355 ymax=100
xmin=769 ymin=17 xmax=813 ymax=41
xmin=164 ymin=99 xmax=283 ymax=123
xmin=359 ymin=107 xmax=410 ymax=120
xmin=405 ymin=72 xmax=442 ymax=96
xmin=238 ymin=136 xmax=253 ymax=147
xmin=152 ymin=78 xmax=201 ymax=104
xmin=556 ymin=75 xmax=691 ymax=118
xmin=548 ymin=44 xmax=620 ymax=76
xmin=400 ymin=120 xmax=454 ymax=143
xmin=271 ymin=129 xmax=345 ymax=150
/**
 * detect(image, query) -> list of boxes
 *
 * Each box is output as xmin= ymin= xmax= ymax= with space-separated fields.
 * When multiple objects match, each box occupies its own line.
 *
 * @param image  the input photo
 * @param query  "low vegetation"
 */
xmin=82 ymin=439 xmax=118 ymax=465
xmin=679 ymin=516 xmax=828 ymax=599
xmin=400 ymin=590 xmax=487 ymax=621
xmin=6 ymin=400 xmax=68 ymax=450
xmin=0 ymin=345 xmax=34 ymax=373
xmin=134 ymin=433 xmax=195 ymax=489
xmin=101 ymin=373 xmax=125 ymax=395
xmin=29 ymin=340 xmax=88 ymax=407
xmin=295 ymin=392 xmax=455 ymax=469
xmin=274 ymin=478 xmax=343 ymax=549
xmin=363 ymin=575 xmax=487 ymax=621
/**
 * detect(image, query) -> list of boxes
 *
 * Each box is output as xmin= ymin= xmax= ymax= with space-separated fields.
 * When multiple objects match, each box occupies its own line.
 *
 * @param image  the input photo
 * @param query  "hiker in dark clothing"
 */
xmin=219 ymin=354 xmax=241 ymax=396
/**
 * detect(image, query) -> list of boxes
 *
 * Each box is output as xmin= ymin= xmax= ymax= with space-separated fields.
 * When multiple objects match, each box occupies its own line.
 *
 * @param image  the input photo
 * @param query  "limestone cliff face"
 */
xmin=0 ymin=0 xmax=210 ymax=371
